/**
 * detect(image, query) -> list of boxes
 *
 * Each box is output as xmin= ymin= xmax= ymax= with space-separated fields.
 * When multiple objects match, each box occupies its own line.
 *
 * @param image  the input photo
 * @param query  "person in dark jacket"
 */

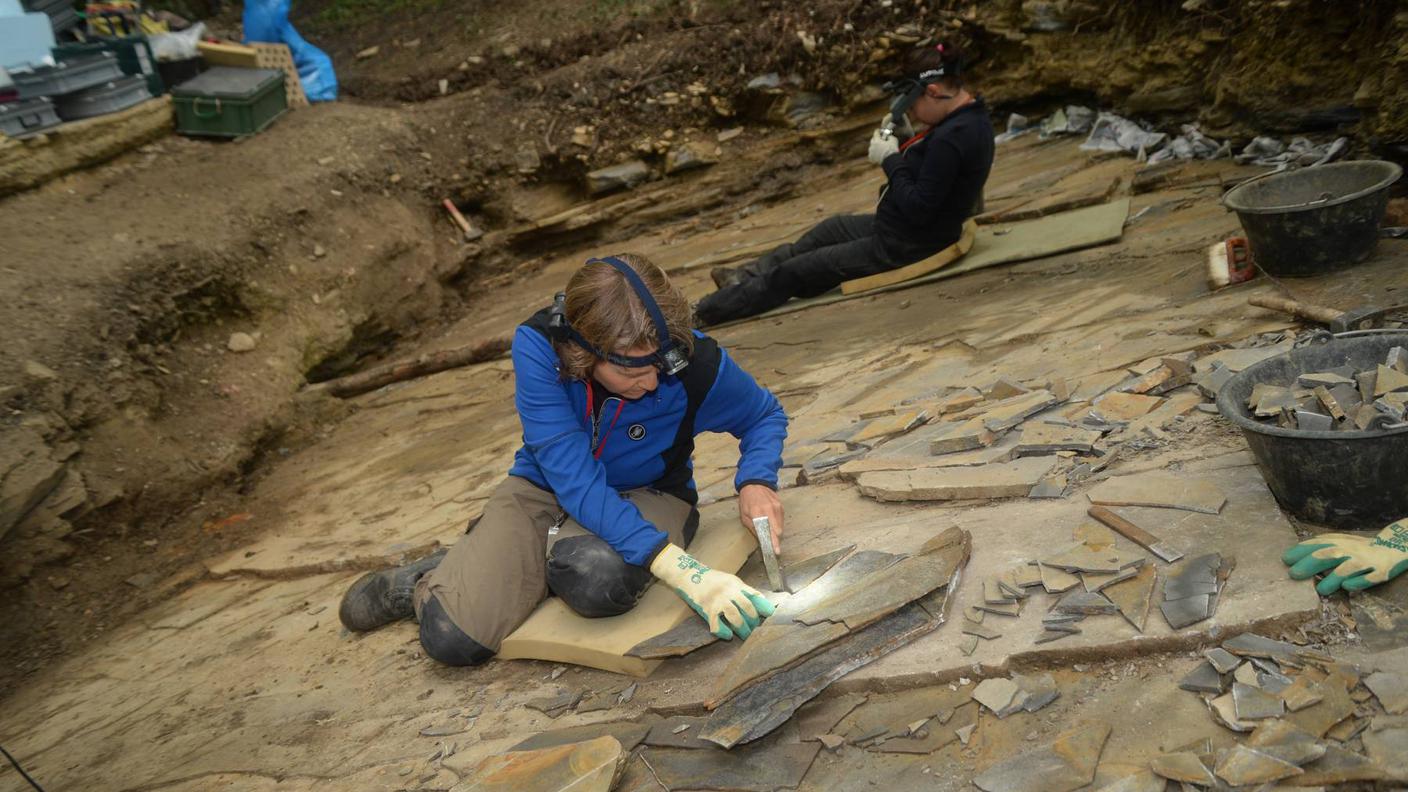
xmin=695 ymin=41 xmax=994 ymax=326
xmin=337 ymin=253 xmax=789 ymax=666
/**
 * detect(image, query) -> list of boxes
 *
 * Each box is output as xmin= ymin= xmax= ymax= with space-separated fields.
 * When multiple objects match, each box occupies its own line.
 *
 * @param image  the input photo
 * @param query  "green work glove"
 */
xmin=650 ymin=543 xmax=775 ymax=640
xmin=1283 ymin=519 xmax=1408 ymax=595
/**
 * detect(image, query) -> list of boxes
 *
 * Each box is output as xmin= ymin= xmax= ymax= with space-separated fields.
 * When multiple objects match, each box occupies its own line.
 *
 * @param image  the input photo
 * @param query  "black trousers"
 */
xmin=695 ymin=214 xmax=929 ymax=326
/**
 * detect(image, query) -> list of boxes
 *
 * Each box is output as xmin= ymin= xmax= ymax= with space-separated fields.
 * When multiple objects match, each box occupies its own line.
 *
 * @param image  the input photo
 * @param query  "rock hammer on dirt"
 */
xmin=1248 ymin=295 xmax=1402 ymax=333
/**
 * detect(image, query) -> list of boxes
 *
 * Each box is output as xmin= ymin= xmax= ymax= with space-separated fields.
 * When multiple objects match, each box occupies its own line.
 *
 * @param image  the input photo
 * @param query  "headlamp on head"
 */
xmin=881 ymin=43 xmax=961 ymax=131
xmin=548 ymin=256 xmax=689 ymax=376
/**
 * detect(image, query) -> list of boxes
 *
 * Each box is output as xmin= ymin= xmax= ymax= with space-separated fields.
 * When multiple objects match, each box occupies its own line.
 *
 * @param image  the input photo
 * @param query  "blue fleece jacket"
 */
xmin=507 ymin=319 xmax=788 ymax=566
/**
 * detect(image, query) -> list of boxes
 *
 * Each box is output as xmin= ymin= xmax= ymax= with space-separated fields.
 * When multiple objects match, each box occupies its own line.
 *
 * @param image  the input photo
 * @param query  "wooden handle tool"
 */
xmin=1088 ymin=506 xmax=1185 ymax=563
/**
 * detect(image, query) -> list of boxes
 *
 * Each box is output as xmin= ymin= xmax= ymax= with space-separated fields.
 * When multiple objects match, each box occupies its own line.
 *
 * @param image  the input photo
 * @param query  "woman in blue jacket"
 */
xmin=339 ymin=254 xmax=788 ymax=665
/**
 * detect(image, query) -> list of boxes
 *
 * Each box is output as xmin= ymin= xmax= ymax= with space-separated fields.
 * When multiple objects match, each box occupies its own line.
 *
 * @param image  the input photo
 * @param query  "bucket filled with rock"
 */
xmin=1217 ymin=333 xmax=1408 ymax=528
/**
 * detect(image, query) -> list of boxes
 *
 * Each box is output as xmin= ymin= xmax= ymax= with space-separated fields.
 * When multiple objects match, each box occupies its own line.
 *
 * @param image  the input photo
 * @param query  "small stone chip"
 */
xmin=1233 ymin=681 xmax=1285 ymax=720
xmin=959 ymin=634 xmax=979 ymax=656
xmin=962 ymin=620 xmax=1002 ymax=641
xmin=1204 ymin=647 xmax=1241 ymax=674
xmin=1178 ymin=662 xmax=1225 ymax=694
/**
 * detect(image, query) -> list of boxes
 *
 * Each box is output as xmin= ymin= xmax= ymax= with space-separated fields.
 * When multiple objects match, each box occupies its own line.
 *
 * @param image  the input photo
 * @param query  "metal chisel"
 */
xmin=1087 ymin=506 xmax=1185 ymax=563
xmin=752 ymin=516 xmax=786 ymax=591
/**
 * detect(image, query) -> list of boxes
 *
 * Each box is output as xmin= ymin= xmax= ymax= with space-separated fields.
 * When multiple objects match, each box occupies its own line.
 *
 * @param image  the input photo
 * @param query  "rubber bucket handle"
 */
xmin=192 ymin=97 xmax=223 ymax=119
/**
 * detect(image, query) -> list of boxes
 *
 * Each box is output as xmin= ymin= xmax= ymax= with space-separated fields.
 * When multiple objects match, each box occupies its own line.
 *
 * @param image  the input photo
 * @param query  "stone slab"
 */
xmin=1015 ymin=422 xmax=1102 ymax=455
xmin=836 ymin=423 xmax=1015 ymax=478
xmin=856 ymin=457 xmax=1056 ymax=502
xmin=497 ymin=510 xmax=756 ymax=676
xmin=1093 ymin=391 xmax=1163 ymax=421
xmin=838 ymin=460 xmax=1317 ymax=688
xmin=1087 ymin=472 xmax=1227 ymax=514
xmin=457 ymin=735 xmax=624 ymax=791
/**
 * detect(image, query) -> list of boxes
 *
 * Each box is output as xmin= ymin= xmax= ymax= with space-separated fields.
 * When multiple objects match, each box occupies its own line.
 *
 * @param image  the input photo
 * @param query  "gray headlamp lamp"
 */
xmin=880 ymin=58 xmax=960 ymax=137
xmin=548 ymin=256 xmax=689 ymax=376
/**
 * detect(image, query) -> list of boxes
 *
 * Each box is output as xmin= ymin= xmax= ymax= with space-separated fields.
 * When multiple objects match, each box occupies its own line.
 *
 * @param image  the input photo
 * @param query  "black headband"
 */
xmin=549 ymin=256 xmax=689 ymax=375
xmin=882 ymin=58 xmax=960 ymax=128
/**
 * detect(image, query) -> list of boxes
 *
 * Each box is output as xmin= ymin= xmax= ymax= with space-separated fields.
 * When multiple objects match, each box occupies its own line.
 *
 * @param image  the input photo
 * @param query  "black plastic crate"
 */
xmin=0 ymin=97 xmax=62 ymax=137
xmin=54 ymin=74 xmax=150 ymax=120
xmin=13 ymin=51 xmax=124 ymax=99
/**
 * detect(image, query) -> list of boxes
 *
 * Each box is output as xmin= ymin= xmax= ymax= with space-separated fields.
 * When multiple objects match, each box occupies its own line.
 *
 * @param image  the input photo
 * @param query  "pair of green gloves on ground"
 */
xmin=1284 ymin=519 xmax=1408 ymax=595
xmin=651 ymin=543 xmax=775 ymax=640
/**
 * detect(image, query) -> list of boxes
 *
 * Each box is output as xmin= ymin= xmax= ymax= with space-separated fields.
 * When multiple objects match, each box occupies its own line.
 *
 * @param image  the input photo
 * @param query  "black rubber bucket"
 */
xmin=1222 ymin=160 xmax=1401 ymax=277
xmin=1217 ymin=332 xmax=1408 ymax=529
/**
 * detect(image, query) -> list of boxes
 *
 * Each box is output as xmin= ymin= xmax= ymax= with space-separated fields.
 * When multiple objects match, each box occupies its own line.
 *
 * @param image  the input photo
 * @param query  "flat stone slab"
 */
xmin=498 ymin=508 xmax=757 ymax=676
xmin=973 ymin=723 xmax=1110 ymax=792
xmin=460 ymin=735 xmax=624 ymax=791
xmin=1015 ymin=421 xmax=1102 ymax=455
xmin=1087 ymin=472 xmax=1228 ymax=514
xmin=839 ymin=460 xmax=1317 ymax=688
xmin=855 ymin=457 xmax=1056 ymax=502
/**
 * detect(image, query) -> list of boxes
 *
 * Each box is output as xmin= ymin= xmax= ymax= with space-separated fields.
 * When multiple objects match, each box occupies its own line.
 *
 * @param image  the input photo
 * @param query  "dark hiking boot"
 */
xmin=338 ymin=547 xmax=448 ymax=632
xmin=711 ymin=265 xmax=743 ymax=291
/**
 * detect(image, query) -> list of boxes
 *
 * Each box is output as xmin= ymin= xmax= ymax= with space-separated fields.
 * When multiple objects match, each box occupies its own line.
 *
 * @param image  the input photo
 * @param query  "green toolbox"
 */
xmin=172 ymin=67 xmax=287 ymax=138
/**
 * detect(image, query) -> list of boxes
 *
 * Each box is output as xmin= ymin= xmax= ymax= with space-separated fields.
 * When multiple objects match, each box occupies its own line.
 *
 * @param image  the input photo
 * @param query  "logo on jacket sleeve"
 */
xmin=627 ymin=424 xmax=647 ymax=441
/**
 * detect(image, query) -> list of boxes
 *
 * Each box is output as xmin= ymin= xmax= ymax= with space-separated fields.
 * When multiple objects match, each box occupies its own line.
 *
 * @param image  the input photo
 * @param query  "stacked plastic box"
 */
xmin=1 ymin=50 xmax=152 ymax=137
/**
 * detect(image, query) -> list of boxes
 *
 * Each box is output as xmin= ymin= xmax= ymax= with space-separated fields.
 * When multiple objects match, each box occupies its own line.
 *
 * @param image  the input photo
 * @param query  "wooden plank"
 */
xmin=496 ymin=516 xmax=756 ymax=677
xmin=197 ymin=41 xmax=259 ymax=68
xmin=840 ymin=218 xmax=977 ymax=295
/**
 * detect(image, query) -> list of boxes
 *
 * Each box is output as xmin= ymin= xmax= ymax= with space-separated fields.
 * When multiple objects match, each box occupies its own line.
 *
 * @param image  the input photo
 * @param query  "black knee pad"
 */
xmin=546 ymin=535 xmax=652 ymax=618
xmin=681 ymin=508 xmax=700 ymax=548
xmin=418 ymin=595 xmax=493 ymax=667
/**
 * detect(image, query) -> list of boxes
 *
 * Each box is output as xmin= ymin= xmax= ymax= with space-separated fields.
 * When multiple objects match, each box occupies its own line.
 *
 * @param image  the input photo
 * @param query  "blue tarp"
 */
xmin=243 ymin=0 xmax=337 ymax=102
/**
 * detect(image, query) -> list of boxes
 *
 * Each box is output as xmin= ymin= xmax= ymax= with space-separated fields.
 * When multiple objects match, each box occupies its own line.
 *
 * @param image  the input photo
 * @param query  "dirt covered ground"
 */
xmin=3 ymin=0 xmax=1408 ymax=708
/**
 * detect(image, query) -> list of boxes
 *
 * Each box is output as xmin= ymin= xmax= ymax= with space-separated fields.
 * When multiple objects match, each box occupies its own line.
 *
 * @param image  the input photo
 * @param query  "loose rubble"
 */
xmin=1241 ymin=347 xmax=1408 ymax=432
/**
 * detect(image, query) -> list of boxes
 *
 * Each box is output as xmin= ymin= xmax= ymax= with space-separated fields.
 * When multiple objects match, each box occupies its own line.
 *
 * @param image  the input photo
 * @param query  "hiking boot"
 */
xmin=711 ymin=265 xmax=743 ymax=291
xmin=338 ymin=547 xmax=448 ymax=632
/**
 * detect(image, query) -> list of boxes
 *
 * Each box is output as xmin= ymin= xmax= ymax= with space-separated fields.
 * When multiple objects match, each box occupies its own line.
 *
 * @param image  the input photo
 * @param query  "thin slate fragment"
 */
xmin=972 ymin=724 xmax=1110 ymax=792
xmin=466 ymin=736 xmax=625 ymax=790
xmin=1204 ymin=648 xmax=1241 ymax=674
xmin=1054 ymin=590 xmax=1118 ymax=615
xmin=700 ymin=603 xmax=944 ymax=748
xmin=963 ymin=619 xmax=1002 ymax=640
xmin=705 ymin=550 xmax=901 ymax=706
xmin=1102 ymin=564 xmax=1156 ymax=632
xmin=641 ymin=743 xmax=821 ymax=792
xmin=783 ymin=545 xmax=856 ymax=594
xmin=1150 ymin=752 xmax=1216 ymax=785
xmin=625 ymin=618 xmax=717 ymax=659
xmin=1233 ymin=681 xmax=1285 ymax=720
xmin=1039 ymin=562 xmax=1082 ymax=593
xmin=509 ymin=722 xmax=650 ymax=754
xmin=1178 ymin=662 xmax=1225 ymax=694
xmin=1214 ymin=744 xmax=1304 ymax=786
xmin=1043 ymin=545 xmax=1144 ymax=574
xmin=798 ymin=528 xmax=969 ymax=630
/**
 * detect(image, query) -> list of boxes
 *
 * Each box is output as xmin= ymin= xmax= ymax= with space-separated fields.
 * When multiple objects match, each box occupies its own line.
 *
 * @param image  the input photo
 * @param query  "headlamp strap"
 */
xmin=550 ymin=256 xmax=688 ymax=373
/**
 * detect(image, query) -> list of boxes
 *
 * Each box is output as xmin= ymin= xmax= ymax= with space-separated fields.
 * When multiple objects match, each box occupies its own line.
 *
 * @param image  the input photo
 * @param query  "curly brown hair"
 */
xmin=554 ymin=253 xmax=695 ymax=381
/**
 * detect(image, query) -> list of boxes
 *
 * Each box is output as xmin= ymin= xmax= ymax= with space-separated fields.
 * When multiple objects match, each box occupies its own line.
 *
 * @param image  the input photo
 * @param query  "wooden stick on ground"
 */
xmin=302 ymin=334 xmax=512 ymax=398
